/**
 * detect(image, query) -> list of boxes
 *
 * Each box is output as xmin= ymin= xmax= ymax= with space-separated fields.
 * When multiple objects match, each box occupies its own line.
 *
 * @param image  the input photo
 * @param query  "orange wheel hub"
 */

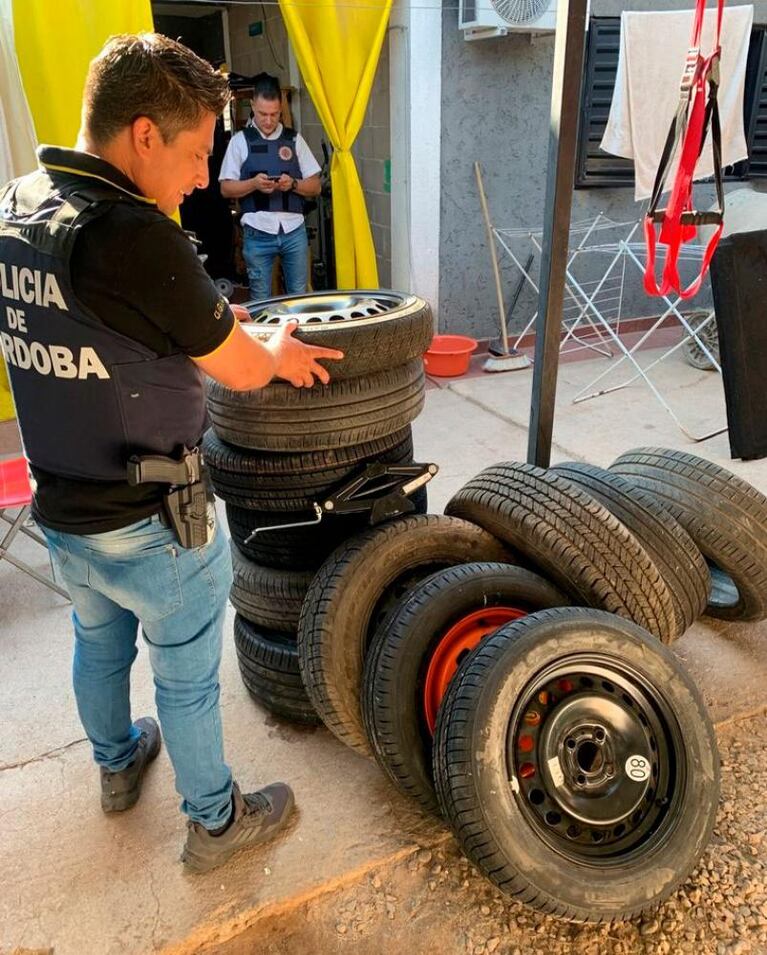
xmin=422 ymin=606 xmax=527 ymax=734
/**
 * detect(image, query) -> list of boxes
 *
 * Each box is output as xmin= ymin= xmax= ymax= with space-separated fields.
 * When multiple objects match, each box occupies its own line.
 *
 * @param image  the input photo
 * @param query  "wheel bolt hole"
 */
xmin=613 ymin=823 xmax=626 ymax=838
xmin=545 ymin=811 xmax=561 ymax=826
xmin=576 ymin=741 xmax=603 ymax=774
xmin=595 ymin=728 xmax=605 ymax=742
xmin=566 ymin=824 xmax=580 ymax=839
xmin=591 ymin=830 xmax=605 ymax=843
xmin=566 ymin=738 xmax=576 ymax=750
xmin=576 ymin=774 xmax=586 ymax=785
xmin=529 ymin=789 xmax=545 ymax=806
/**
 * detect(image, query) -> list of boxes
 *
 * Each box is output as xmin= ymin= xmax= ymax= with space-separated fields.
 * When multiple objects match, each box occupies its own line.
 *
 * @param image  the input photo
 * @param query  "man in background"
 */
xmin=219 ymin=72 xmax=321 ymax=302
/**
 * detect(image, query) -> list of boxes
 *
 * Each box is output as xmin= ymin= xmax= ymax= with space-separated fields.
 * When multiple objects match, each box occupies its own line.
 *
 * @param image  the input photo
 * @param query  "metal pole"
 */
xmin=527 ymin=0 xmax=589 ymax=467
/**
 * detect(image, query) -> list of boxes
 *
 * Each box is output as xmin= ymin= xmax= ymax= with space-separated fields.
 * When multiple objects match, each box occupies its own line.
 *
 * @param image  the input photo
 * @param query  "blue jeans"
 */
xmin=242 ymin=223 xmax=308 ymax=302
xmin=42 ymin=515 xmax=235 ymax=830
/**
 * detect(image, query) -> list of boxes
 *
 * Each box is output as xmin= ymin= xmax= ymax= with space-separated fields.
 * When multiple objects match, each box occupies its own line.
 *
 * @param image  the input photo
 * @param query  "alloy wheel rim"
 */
xmin=246 ymin=291 xmax=408 ymax=326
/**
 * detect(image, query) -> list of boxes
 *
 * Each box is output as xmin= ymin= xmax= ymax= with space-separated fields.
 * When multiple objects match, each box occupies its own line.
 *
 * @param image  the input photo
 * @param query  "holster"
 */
xmin=127 ymin=446 xmax=214 ymax=549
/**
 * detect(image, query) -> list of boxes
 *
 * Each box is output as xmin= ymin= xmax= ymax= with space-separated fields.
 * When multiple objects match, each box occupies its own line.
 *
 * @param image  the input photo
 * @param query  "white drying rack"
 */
xmin=489 ymin=214 xmax=726 ymax=442
xmin=494 ymin=214 xmax=636 ymax=359
xmin=566 ymin=238 xmax=725 ymax=442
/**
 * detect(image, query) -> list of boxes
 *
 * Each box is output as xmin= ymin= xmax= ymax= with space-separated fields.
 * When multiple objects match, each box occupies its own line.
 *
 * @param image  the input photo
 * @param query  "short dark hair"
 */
xmin=82 ymin=33 xmax=230 ymax=145
xmin=252 ymin=72 xmax=281 ymax=102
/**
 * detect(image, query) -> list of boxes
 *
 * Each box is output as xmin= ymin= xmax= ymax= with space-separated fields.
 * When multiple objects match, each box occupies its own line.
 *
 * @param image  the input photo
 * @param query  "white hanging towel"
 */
xmin=601 ymin=5 xmax=753 ymax=202
xmin=0 ymin=0 xmax=38 ymax=186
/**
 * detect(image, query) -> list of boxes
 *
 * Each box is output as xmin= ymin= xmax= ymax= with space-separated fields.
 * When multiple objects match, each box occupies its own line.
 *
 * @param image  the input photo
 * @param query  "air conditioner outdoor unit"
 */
xmin=459 ymin=0 xmax=558 ymax=39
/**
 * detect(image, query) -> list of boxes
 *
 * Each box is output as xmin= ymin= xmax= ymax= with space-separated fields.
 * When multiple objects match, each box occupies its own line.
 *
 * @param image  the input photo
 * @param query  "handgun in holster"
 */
xmin=127 ymin=446 xmax=214 ymax=549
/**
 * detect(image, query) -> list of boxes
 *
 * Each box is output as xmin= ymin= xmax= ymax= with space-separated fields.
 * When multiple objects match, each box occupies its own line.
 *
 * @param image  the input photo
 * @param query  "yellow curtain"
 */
xmin=279 ymin=0 xmax=391 ymax=288
xmin=0 ymin=0 xmax=37 ymax=183
xmin=0 ymin=0 xmax=36 ymax=420
xmin=0 ymin=1 xmax=153 ymax=423
xmin=12 ymin=0 xmax=154 ymax=146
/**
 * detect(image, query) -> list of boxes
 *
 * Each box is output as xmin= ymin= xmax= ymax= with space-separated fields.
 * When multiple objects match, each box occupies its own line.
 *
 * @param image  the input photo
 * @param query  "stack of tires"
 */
xmin=299 ymin=446 xmax=767 ymax=922
xmin=203 ymin=290 xmax=434 ymax=724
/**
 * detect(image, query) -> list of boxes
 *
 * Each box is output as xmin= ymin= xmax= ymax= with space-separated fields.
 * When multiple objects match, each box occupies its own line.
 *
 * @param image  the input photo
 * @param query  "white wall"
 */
xmin=226 ymin=3 xmax=288 ymax=77
xmin=389 ymin=2 xmax=442 ymax=310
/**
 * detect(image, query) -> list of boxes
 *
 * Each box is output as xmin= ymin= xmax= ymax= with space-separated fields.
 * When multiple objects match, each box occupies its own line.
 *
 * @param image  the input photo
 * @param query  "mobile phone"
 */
xmin=266 ymin=175 xmax=281 ymax=182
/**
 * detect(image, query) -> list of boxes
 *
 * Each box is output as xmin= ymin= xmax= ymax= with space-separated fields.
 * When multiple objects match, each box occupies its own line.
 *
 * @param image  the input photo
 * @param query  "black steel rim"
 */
xmin=506 ymin=652 xmax=686 ymax=865
xmin=245 ymin=290 xmax=410 ymax=326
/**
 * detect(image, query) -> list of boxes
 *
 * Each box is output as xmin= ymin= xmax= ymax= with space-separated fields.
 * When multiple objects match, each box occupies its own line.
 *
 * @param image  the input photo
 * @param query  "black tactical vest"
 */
xmin=239 ymin=126 xmax=304 ymax=216
xmin=0 ymin=170 xmax=208 ymax=481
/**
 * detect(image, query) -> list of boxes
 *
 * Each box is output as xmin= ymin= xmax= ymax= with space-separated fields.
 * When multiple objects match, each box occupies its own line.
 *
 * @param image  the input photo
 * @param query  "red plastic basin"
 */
xmin=423 ymin=335 xmax=478 ymax=377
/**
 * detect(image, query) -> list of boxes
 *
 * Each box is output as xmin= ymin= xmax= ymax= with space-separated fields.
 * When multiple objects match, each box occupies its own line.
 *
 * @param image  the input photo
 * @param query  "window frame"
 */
xmin=575 ymin=18 xmax=767 ymax=189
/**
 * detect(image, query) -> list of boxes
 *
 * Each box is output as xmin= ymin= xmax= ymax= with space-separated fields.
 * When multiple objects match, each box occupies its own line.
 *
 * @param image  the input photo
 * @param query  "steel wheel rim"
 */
xmin=707 ymin=560 xmax=740 ymax=609
xmin=423 ymin=607 xmax=527 ymax=735
xmin=506 ymin=652 xmax=686 ymax=865
xmin=244 ymin=290 xmax=411 ymax=326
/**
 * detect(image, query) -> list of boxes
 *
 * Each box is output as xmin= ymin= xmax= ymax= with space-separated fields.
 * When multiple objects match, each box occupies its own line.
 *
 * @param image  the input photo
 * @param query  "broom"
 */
xmin=474 ymin=161 xmax=531 ymax=373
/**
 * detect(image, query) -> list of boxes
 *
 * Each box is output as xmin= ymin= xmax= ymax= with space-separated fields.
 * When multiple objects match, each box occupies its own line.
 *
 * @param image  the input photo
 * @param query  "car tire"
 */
xmin=241 ymin=290 xmax=434 ymax=380
xmin=445 ymin=462 xmax=676 ymax=642
xmin=433 ymin=608 xmax=720 ymax=922
xmin=362 ymin=562 xmax=567 ymax=813
xmin=552 ymin=461 xmax=709 ymax=640
xmin=297 ymin=515 xmax=515 ymax=756
xmin=206 ymin=359 xmax=425 ymax=452
xmin=610 ymin=447 xmax=767 ymax=621
xmin=230 ymin=543 xmax=314 ymax=632
xmin=204 ymin=426 xmax=414 ymax=511
xmin=225 ymin=485 xmax=428 ymax=570
xmin=233 ymin=615 xmax=319 ymax=725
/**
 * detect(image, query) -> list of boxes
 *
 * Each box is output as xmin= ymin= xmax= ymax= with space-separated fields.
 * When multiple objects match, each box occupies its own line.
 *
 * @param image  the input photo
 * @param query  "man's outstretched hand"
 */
xmin=230 ymin=303 xmax=252 ymax=323
xmin=267 ymin=320 xmax=344 ymax=387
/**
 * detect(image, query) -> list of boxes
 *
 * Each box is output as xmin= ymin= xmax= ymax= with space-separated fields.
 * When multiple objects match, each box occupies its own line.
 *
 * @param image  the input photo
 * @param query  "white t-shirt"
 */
xmin=219 ymin=122 xmax=321 ymax=235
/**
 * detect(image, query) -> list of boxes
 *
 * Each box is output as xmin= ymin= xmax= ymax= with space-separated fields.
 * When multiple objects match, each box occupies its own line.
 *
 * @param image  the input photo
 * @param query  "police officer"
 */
xmin=219 ymin=72 xmax=320 ymax=301
xmin=0 ymin=33 xmax=342 ymax=874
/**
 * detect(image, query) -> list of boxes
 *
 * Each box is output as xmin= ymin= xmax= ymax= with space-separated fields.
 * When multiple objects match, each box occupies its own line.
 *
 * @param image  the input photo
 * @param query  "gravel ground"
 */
xmin=223 ymin=711 xmax=767 ymax=955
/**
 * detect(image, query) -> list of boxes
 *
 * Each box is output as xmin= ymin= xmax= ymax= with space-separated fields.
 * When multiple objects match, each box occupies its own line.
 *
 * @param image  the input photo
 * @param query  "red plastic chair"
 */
xmin=0 ymin=456 xmax=69 ymax=598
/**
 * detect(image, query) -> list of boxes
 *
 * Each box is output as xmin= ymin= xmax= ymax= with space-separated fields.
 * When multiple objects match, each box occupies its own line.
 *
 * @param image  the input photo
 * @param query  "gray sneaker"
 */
xmin=181 ymin=780 xmax=295 ymax=874
xmin=100 ymin=717 xmax=162 ymax=813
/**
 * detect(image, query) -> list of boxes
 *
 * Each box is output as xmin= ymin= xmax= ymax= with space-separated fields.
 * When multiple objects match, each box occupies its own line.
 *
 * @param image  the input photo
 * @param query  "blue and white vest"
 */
xmin=239 ymin=126 xmax=303 ymax=215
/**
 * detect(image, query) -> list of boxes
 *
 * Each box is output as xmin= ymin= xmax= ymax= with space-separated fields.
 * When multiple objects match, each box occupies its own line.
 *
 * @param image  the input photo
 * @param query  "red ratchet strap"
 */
xmin=644 ymin=0 xmax=725 ymax=299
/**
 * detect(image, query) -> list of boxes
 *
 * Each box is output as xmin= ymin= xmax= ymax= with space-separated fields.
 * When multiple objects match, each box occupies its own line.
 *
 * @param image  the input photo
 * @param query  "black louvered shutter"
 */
xmin=575 ymin=18 xmax=634 ymax=189
xmin=744 ymin=30 xmax=767 ymax=177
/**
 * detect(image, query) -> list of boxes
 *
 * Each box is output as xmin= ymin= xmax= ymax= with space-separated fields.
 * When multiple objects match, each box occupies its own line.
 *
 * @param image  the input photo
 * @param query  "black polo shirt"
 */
xmin=28 ymin=147 xmax=235 ymax=534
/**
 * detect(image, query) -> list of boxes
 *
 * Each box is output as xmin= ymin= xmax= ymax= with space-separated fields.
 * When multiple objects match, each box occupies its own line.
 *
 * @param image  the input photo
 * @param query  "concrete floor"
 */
xmin=2 ymin=344 xmax=766 ymax=954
